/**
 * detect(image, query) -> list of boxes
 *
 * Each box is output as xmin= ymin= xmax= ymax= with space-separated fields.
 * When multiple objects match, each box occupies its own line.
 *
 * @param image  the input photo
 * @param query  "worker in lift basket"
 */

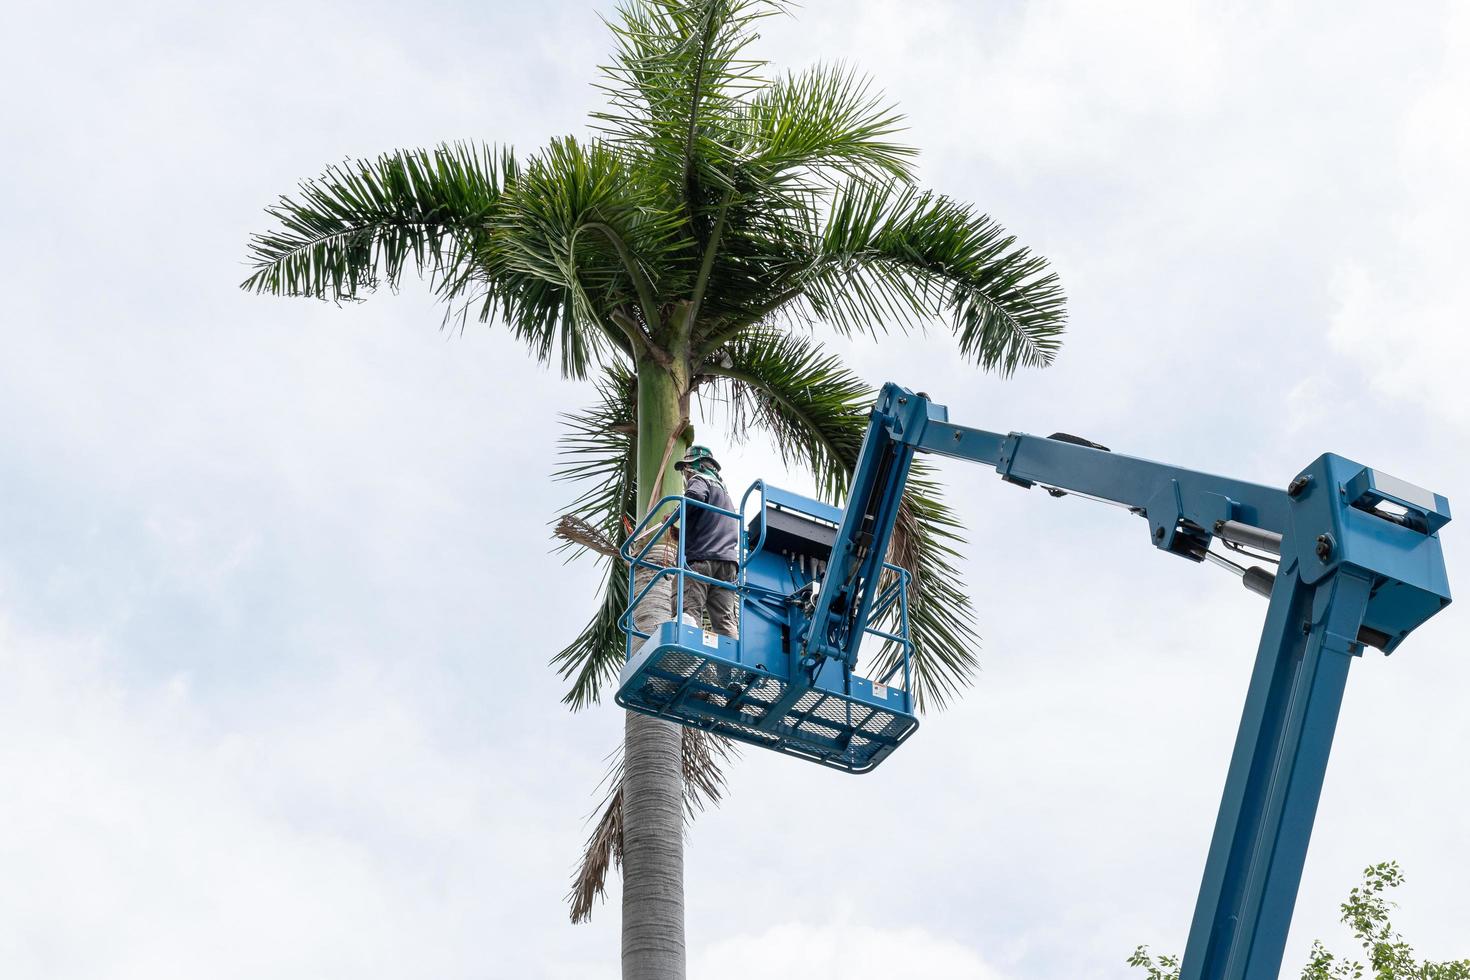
xmin=674 ymin=445 xmax=739 ymax=639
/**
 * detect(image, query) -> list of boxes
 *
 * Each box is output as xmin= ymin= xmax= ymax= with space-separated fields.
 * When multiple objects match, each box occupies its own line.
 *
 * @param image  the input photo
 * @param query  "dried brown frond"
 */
xmin=681 ymin=728 xmax=738 ymax=818
xmin=567 ymin=727 xmax=739 ymax=922
xmin=568 ymin=746 xmax=624 ymax=923
xmin=554 ymin=513 xmax=622 ymax=559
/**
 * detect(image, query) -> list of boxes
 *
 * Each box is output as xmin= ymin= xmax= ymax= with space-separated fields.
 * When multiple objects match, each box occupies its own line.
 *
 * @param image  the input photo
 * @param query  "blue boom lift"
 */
xmin=616 ymin=382 xmax=1451 ymax=980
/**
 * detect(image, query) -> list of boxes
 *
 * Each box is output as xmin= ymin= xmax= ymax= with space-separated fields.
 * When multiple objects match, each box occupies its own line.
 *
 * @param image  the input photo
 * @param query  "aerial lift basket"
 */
xmin=615 ymin=484 xmax=919 ymax=773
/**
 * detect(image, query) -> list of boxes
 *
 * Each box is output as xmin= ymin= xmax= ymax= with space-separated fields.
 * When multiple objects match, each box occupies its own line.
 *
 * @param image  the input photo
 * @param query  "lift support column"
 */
xmin=1180 ymin=560 xmax=1370 ymax=979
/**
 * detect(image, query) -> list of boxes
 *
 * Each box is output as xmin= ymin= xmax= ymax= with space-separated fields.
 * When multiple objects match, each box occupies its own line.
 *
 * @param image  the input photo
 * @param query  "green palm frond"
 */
xmin=701 ymin=328 xmax=980 ymax=710
xmin=503 ymin=136 xmax=687 ymax=370
xmin=551 ymin=565 xmax=632 ymax=711
xmin=550 ymin=369 xmax=639 ymax=708
xmin=553 ymin=367 xmax=637 ymax=548
xmin=875 ymin=460 xmax=979 ymax=710
xmin=785 ymin=181 xmax=1067 ymax=375
xmin=242 ymin=142 xmax=513 ymax=306
xmin=242 ymin=138 xmax=693 ymax=379
xmin=742 ymin=62 xmax=915 ymax=186
xmin=596 ymin=0 xmax=783 ymax=204
xmin=707 ymin=326 xmax=867 ymax=498
xmin=683 ymin=60 xmax=925 ymax=334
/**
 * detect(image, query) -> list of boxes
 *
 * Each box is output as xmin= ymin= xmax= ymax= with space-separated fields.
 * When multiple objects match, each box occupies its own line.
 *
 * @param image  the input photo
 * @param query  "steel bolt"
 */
xmin=1288 ymin=474 xmax=1312 ymax=497
xmin=1155 ymin=526 xmax=1166 ymax=541
xmin=1315 ymin=533 xmax=1335 ymax=562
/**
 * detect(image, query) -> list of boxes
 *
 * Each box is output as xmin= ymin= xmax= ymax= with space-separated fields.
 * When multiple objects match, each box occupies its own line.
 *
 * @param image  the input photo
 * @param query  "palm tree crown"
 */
xmin=243 ymin=0 xmax=1066 ymax=954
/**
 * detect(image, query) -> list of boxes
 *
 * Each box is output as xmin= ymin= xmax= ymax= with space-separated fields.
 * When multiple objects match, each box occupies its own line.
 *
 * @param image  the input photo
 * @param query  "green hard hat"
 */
xmin=674 ymin=445 xmax=722 ymax=473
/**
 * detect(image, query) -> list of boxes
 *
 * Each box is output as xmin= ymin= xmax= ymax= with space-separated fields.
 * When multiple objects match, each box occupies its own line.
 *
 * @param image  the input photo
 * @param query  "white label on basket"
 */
xmin=871 ymin=683 xmax=888 ymax=700
xmin=702 ymin=630 xmax=719 ymax=648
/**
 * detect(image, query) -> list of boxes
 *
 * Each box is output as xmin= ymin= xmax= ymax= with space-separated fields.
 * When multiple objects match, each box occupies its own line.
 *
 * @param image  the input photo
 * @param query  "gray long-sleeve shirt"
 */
xmin=682 ymin=474 xmax=739 ymax=562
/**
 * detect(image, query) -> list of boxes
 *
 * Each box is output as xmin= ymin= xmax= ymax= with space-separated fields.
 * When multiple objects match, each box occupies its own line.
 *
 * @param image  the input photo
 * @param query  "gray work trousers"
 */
xmin=682 ymin=559 xmax=739 ymax=637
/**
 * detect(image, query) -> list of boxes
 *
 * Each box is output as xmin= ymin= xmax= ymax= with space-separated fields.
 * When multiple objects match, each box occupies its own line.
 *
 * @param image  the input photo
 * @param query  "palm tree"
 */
xmin=241 ymin=1 xmax=1065 ymax=976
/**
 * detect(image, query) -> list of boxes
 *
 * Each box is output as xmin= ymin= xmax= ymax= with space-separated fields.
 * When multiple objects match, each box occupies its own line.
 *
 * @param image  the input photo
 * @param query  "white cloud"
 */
xmin=1328 ymin=5 xmax=1470 ymax=424
xmin=2 ymin=1 xmax=1468 ymax=979
xmin=693 ymin=918 xmax=1008 ymax=980
xmin=0 ymin=609 xmax=620 ymax=979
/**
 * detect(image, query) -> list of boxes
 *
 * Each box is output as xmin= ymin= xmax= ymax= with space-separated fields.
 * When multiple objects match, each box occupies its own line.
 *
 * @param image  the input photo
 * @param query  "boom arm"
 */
xmin=810 ymin=383 xmax=1451 ymax=980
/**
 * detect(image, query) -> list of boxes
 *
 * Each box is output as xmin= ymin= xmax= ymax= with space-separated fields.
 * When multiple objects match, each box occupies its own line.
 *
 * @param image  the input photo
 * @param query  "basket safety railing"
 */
xmin=618 ymin=481 xmax=914 ymax=708
xmin=618 ymin=490 xmax=750 ymax=659
xmin=864 ymin=563 xmax=914 ymax=700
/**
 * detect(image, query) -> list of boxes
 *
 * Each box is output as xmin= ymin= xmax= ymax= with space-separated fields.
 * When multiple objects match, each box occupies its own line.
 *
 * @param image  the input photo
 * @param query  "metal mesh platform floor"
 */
xmin=615 ymin=623 xmax=918 ymax=773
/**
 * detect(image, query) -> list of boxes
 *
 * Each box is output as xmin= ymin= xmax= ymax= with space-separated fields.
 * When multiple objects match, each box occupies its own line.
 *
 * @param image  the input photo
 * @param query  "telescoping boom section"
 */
xmin=616 ymin=382 xmax=1450 ymax=980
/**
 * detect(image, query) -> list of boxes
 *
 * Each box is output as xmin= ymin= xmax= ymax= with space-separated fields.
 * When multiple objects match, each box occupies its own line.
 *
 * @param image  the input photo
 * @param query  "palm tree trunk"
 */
xmin=622 ymin=358 xmax=690 ymax=980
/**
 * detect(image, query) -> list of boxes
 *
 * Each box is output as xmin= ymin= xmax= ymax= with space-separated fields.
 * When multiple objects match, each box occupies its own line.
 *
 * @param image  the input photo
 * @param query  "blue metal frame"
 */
xmin=618 ymin=491 xmax=748 ymax=656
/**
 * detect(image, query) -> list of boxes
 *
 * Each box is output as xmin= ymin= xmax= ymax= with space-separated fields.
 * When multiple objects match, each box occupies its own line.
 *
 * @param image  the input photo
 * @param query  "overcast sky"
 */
xmin=1 ymin=1 xmax=1466 ymax=978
